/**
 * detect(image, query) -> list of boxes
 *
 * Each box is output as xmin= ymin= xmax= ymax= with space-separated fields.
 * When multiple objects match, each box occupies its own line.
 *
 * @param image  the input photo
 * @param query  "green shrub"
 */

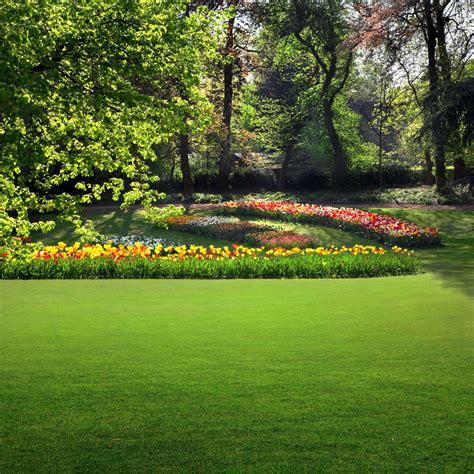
xmin=377 ymin=185 xmax=473 ymax=205
xmin=144 ymin=205 xmax=185 ymax=228
xmin=192 ymin=193 xmax=223 ymax=204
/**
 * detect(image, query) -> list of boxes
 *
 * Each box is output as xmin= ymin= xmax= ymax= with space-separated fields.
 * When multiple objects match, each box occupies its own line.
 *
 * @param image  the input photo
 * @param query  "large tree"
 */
xmin=355 ymin=0 xmax=473 ymax=189
xmin=0 ymin=0 xmax=221 ymax=241
xmin=350 ymin=53 xmax=401 ymax=188
xmin=262 ymin=0 xmax=355 ymax=186
xmin=252 ymin=30 xmax=311 ymax=189
xmin=217 ymin=0 xmax=239 ymax=192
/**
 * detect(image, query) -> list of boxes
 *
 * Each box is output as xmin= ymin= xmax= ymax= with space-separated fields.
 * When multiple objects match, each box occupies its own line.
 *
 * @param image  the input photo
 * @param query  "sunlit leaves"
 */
xmin=0 ymin=0 xmax=224 ymax=243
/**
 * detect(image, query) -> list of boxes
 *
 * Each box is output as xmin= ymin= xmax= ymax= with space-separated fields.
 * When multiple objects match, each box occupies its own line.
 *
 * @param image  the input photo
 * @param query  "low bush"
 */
xmin=377 ymin=185 xmax=473 ymax=205
xmin=239 ymin=185 xmax=472 ymax=206
xmin=192 ymin=193 xmax=223 ymax=204
xmin=191 ymin=169 xmax=276 ymax=193
xmin=193 ymin=172 xmax=219 ymax=191
xmin=287 ymin=170 xmax=330 ymax=191
xmin=347 ymin=165 xmax=424 ymax=188
xmin=144 ymin=205 xmax=185 ymax=228
xmin=231 ymin=168 xmax=277 ymax=190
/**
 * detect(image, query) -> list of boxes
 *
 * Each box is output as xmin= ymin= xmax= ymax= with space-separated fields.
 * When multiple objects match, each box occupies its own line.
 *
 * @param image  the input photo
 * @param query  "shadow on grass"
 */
xmin=372 ymin=209 xmax=474 ymax=298
xmin=208 ymin=208 xmax=474 ymax=298
xmin=32 ymin=208 xmax=229 ymax=247
xmin=32 ymin=206 xmax=473 ymax=297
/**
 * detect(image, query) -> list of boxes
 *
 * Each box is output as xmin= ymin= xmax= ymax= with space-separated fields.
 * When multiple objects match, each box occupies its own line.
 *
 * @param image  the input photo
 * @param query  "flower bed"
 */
xmin=0 ymin=242 xmax=419 ymax=279
xmin=246 ymin=230 xmax=317 ymax=248
xmin=98 ymin=235 xmax=179 ymax=247
xmin=166 ymin=215 xmax=319 ymax=248
xmin=219 ymin=201 xmax=440 ymax=247
xmin=166 ymin=216 xmax=266 ymax=241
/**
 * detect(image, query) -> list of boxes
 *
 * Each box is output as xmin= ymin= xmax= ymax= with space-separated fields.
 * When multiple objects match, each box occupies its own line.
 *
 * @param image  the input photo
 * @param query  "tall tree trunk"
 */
xmin=320 ymin=52 xmax=348 ymax=187
xmin=378 ymin=130 xmax=383 ymax=189
xmin=453 ymin=156 xmax=467 ymax=181
xmin=424 ymin=148 xmax=435 ymax=185
xmin=179 ymin=133 xmax=194 ymax=196
xmin=218 ymin=0 xmax=238 ymax=193
xmin=294 ymin=26 xmax=351 ymax=189
xmin=170 ymin=152 xmax=176 ymax=185
xmin=435 ymin=0 xmax=466 ymax=182
xmin=323 ymin=100 xmax=347 ymax=187
xmin=423 ymin=0 xmax=447 ymax=190
xmin=433 ymin=135 xmax=447 ymax=189
xmin=279 ymin=144 xmax=293 ymax=190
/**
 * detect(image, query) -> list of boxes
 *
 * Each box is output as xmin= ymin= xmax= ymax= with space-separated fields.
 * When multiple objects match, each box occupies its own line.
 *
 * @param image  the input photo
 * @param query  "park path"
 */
xmin=86 ymin=202 xmax=474 ymax=212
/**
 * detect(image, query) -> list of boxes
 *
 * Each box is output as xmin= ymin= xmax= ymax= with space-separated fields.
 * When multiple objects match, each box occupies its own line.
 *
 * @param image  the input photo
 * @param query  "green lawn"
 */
xmin=1 ymin=208 xmax=473 ymax=471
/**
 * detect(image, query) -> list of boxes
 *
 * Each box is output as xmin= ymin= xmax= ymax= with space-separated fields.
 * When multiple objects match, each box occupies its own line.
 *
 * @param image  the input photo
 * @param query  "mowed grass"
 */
xmin=31 ymin=207 xmax=230 ymax=247
xmin=1 ymin=207 xmax=473 ymax=471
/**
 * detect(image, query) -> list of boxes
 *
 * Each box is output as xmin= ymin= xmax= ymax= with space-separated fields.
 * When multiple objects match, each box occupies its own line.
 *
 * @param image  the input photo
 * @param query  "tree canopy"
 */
xmin=0 ymin=0 xmax=223 ymax=241
xmin=1 ymin=0 xmax=472 ymax=243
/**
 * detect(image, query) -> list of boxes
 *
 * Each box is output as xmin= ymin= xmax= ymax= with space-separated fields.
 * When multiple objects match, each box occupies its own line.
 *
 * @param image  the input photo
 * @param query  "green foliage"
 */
xmin=192 ymin=193 xmax=223 ymax=204
xmin=378 ymin=185 xmax=473 ymax=205
xmin=237 ymin=84 xmax=259 ymax=131
xmin=0 ymin=253 xmax=419 ymax=280
xmin=144 ymin=205 xmax=185 ymax=229
xmin=333 ymin=97 xmax=378 ymax=172
xmin=248 ymin=9 xmax=378 ymax=180
xmin=252 ymin=32 xmax=313 ymax=149
xmin=0 ymin=0 xmax=223 ymax=243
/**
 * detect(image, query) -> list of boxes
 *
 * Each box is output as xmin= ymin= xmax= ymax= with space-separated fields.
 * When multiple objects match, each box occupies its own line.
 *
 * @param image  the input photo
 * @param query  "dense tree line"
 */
xmin=1 ymin=0 xmax=472 ymax=241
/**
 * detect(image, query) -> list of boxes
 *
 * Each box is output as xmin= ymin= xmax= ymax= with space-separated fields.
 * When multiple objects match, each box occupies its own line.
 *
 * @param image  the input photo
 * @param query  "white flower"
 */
xmin=98 ymin=235 xmax=180 ymax=247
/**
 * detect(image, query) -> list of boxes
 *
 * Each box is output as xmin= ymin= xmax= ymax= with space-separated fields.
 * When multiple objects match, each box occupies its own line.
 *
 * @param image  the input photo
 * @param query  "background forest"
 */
xmin=1 ymin=0 xmax=473 ymax=240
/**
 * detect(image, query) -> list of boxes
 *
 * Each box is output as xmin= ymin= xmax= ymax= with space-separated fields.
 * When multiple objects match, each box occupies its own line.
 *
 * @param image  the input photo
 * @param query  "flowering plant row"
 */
xmin=98 ymin=235 xmax=180 ymax=248
xmin=219 ymin=201 xmax=440 ymax=247
xmin=166 ymin=215 xmax=319 ymax=248
xmin=0 ymin=242 xmax=419 ymax=279
xmin=246 ymin=230 xmax=318 ymax=248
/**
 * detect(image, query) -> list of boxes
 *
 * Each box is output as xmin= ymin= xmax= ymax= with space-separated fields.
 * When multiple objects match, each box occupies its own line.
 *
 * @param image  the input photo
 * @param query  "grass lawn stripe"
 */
xmin=0 ymin=275 xmax=472 ymax=471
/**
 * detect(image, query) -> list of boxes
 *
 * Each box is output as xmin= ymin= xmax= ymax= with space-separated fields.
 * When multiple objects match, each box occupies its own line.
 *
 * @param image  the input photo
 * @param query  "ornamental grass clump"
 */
xmin=0 ymin=242 xmax=420 ymax=279
xmin=219 ymin=201 xmax=440 ymax=247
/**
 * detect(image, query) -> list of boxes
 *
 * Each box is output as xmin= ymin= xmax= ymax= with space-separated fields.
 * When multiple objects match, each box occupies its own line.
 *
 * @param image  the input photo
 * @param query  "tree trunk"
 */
xmin=170 ymin=153 xmax=176 ymax=185
xmin=450 ymin=129 xmax=467 ymax=181
xmin=179 ymin=133 xmax=194 ymax=196
xmin=434 ymin=0 xmax=467 ymax=183
xmin=323 ymin=100 xmax=347 ymax=187
xmin=424 ymin=148 xmax=435 ymax=185
xmin=294 ymin=23 xmax=351 ymax=189
xmin=453 ymin=156 xmax=467 ymax=181
xmin=433 ymin=140 xmax=447 ymax=189
xmin=279 ymin=144 xmax=293 ymax=190
xmin=378 ymin=133 xmax=383 ymax=190
xmin=319 ymin=51 xmax=348 ymax=187
xmin=423 ymin=0 xmax=447 ymax=190
xmin=218 ymin=0 xmax=238 ymax=193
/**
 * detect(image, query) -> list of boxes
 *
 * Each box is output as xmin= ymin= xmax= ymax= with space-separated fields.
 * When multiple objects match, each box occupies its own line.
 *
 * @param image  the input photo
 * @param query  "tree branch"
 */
xmin=294 ymin=31 xmax=329 ymax=75
xmin=330 ymin=50 xmax=353 ymax=102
